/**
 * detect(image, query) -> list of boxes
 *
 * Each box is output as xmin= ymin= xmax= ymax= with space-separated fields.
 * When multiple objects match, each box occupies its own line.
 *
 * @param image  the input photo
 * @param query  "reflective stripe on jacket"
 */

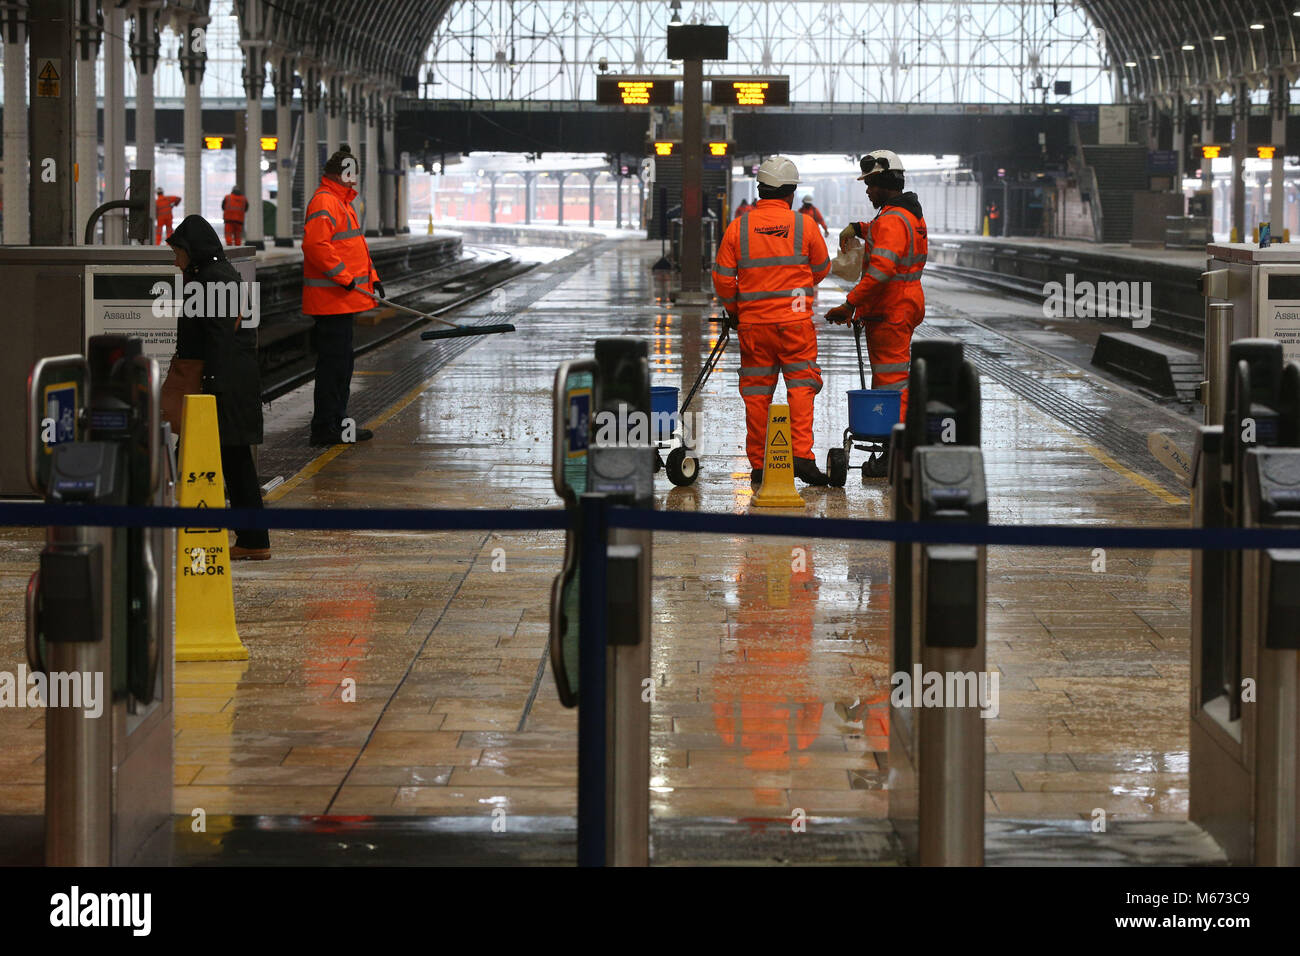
xmin=846 ymin=201 xmax=927 ymax=325
xmin=712 ymin=198 xmax=831 ymax=325
xmin=221 ymin=194 xmax=249 ymax=223
xmin=301 ymin=176 xmax=380 ymax=316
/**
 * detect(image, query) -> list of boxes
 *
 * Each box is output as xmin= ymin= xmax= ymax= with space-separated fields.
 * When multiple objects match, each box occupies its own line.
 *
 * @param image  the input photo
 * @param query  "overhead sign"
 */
xmin=711 ymin=76 xmax=790 ymax=106
xmin=204 ymin=136 xmax=226 ymax=150
xmin=1202 ymin=145 xmax=1222 ymax=159
xmin=596 ymin=75 xmax=676 ymax=106
xmin=708 ymin=142 xmax=729 ymax=156
xmin=259 ymin=136 xmax=278 ymax=151
xmin=654 ymin=142 xmax=675 ymax=156
xmin=1258 ymin=146 xmax=1277 ymax=160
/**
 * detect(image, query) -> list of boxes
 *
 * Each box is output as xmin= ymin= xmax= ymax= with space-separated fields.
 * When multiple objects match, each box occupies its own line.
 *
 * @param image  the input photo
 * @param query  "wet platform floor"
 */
xmin=0 ymin=238 xmax=1206 ymax=856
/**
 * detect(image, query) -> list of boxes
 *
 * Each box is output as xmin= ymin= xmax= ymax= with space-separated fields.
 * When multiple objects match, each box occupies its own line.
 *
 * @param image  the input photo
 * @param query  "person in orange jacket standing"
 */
xmin=797 ymin=195 xmax=829 ymax=237
xmin=713 ymin=156 xmax=832 ymax=487
xmin=302 ymin=144 xmax=382 ymax=446
xmin=154 ymin=187 xmax=181 ymax=244
xmin=221 ymin=185 xmax=249 ymax=245
xmin=826 ymin=149 xmax=927 ymax=477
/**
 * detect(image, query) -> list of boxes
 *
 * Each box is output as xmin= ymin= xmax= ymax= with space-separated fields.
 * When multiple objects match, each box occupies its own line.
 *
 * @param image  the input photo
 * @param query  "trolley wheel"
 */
xmin=862 ymin=453 xmax=888 ymax=480
xmin=826 ymin=447 xmax=848 ymax=488
xmin=665 ymin=446 xmax=699 ymax=486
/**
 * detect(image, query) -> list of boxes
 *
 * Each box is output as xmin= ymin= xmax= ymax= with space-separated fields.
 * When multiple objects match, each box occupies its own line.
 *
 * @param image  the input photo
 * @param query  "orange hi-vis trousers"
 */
xmin=738 ymin=318 xmax=822 ymax=468
xmin=863 ymin=313 xmax=921 ymax=420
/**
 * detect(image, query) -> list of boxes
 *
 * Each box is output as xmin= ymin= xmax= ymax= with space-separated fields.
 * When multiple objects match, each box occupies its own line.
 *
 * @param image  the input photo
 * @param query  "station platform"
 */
xmin=0 ymin=235 xmax=1220 ymax=864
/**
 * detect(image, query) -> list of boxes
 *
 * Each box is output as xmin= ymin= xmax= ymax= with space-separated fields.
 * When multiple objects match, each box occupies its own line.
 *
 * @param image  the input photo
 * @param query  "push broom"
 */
xmin=366 ymin=292 xmax=516 ymax=340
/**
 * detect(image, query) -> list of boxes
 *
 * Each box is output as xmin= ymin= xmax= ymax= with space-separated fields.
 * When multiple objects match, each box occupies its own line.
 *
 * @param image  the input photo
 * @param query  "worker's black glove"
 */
xmin=374 ymin=281 xmax=385 ymax=299
xmin=825 ymin=303 xmax=854 ymax=324
xmin=344 ymin=276 xmax=358 ymax=291
xmin=724 ymin=311 xmax=739 ymax=330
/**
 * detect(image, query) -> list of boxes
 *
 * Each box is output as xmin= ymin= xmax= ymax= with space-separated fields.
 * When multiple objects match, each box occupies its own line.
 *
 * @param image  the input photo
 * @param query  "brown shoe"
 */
xmin=231 ymin=545 xmax=271 ymax=561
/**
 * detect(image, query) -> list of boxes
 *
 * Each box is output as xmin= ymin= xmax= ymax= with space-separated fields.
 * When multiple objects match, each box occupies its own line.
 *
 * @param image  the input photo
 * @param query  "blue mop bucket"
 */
xmin=650 ymin=385 xmax=679 ymax=442
xmin=848 ymin=389 xmax=901 ymax=438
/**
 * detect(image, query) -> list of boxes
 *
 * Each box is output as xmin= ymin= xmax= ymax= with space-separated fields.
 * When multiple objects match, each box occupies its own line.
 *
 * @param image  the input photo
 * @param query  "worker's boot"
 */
xmin=794 ymin=457 xmax=830 ymax=486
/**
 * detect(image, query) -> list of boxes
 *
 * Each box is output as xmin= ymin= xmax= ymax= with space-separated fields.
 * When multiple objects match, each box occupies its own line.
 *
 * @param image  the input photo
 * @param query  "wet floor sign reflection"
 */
xmin=175 ymin=395 xmax=248 ymax=661
xmin=751 ymin=403 xmax=806 ymax=508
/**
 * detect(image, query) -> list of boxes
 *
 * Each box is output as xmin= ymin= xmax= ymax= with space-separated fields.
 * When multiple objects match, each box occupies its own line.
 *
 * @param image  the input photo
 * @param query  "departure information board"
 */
xmin=710 ymin=76 xmax=790 ymax=106
xmin=596 ymin=75 xmax=676 ymax=106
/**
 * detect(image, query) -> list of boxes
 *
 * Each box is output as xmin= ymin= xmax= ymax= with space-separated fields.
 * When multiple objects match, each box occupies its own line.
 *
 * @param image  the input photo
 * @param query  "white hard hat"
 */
xmin=756 ymin=155 xmax=800 ymax=187
xmin=857 ymin=148 xmax=905 ymax=181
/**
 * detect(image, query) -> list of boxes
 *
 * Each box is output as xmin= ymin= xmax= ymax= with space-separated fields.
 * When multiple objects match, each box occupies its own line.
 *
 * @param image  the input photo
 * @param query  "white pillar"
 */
xmin=3 ymin=15 xmax=28 ymax=245
xmin=181 ymin=43 xmax=203 ymax=221
xmin=398 ymin=150 xmax=410 ymax=233
xmin=273 ymin=57 xmax=293 ymax=245
xmin=364 ymin=91 xmax=380 ymax=236
xmin=243 ymin=47 xmax=264 ymax=244
xmin=103 ymin=4 xmax=126 ymax=242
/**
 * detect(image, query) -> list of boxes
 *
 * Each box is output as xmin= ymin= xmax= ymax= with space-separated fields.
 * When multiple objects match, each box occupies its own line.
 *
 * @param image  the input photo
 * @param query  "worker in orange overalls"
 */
xmin=221 ymin=185 xmax=249 ymax=245
xmin=797 ymin=195 xmax=829 ymax=238
xmin=826 ymin=149 xmax=927 ymax=478
xmin=154 ymin=187 xmax=181 ymax=244
xmin=302 ymin=144 xmax=382 ymax=446
xmin=713 ymin=156 xmax=832 ymax=487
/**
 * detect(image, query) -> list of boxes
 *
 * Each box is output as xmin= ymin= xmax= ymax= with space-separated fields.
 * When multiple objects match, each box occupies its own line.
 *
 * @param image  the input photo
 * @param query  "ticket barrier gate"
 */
xmin=551 ymin=338 xmax=654 ymax=866
xmin=25 ymin=335 xmax=175 ymax=866
xmin=1190 ymin=338 xmax=1300 ymax=865
xmin=887 ymin=337 xmax=988 ymax=866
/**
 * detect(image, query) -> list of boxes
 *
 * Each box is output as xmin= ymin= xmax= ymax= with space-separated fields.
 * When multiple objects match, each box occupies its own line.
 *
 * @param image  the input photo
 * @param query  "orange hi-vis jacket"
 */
xmin=155 ymin=194 xmax=180 ymax=223
xmin=712 ymin=199 xmax=831 ymax=325
xmin=301 ymin=176 xmax=380 ymax=316
xmin=798 ymin=202 xmax=827 ymax=232
xmin=846 ymin=193 xmax=927 ymax=325
xmin=221 ymin=192 xmax=249 ymax=223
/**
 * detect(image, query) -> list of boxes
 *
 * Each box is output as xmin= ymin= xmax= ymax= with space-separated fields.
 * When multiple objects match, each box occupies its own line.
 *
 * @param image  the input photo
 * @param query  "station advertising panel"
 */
xmin=596 ymin=75 xmax=676 ymax=106
xmin=710 ymin=76 xmax=790 ymax=106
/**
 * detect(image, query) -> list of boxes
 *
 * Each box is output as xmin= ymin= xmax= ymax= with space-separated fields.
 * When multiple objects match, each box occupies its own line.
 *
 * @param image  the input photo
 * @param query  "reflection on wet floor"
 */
xmin=0 ymin=239 xmax=1193 ymax=828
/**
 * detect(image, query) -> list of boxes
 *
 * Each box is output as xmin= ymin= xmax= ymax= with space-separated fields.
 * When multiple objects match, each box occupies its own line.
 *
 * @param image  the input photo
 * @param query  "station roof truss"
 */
xmin=1082 ymin=0 xmax=1300 ymax=103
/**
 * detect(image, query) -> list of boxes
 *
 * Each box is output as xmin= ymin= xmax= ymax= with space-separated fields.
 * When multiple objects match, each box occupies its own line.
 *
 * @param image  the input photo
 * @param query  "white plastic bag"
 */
xmin=831 ymin=239 xmax=863 ymax=282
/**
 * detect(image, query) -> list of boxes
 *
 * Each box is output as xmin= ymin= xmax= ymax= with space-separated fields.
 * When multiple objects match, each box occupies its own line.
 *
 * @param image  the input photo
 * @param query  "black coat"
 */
xmin=168 ymin=215 xmax=264 ymax=446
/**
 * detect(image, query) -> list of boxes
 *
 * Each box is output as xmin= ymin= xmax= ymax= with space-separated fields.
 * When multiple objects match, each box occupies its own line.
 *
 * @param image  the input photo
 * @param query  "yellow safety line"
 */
xmin=263 ymin=375 xmax=438 ymax=504
xmin=1037 ymin=415 xmax=1187 ymax=507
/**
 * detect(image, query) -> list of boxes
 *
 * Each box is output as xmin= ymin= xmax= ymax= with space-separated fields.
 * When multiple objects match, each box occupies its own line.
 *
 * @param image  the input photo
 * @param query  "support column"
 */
xmin=380 ymin=97 xmax=395 ymax=235
xmin=616 ymin=165 xmax=622 ymax=229
xmin=28 ymin=0 xmax=76 ymax=245
xmin=324 ymin=74 xmax=339 ymax=156
xmin=3 ymin=4 xmax=28 ymax=244
xmin=129 ymin=4 xmax=160 ymax=188
xmin=242 ymin=44 xmax=265 ymax=246
xmin=179 ymin=18 xmax=205 ymax=223
xmin=74 ymin=1 xmax=100 ymax=243
xmin=347 ymin=82 xmax=361 ymax=217
xmin=586 ymin=171 xmax=597 ymax=227
xmin=556 ymin=172 xmax=564 ymax=225
xmin=397 ymin=148 xmax=409 ymax=233
xmin=1232 ymin=79 xmax=1248 ymax=241
xmin=1146 ymin=98 xmax=1160 ymax=152
xmin=1270 ymin=71 xmax=1288 ymax=235
xmin=1200 ymin=87 xmax=1216 ymax=234
xmin=300 ymin=63 xmax=320 ymax=228
xmin=364 ymin=89 xmax=379 ymax=236
xmin=488 ymin=172 xmax=497 ymax=224
xmin=102 ymin=1 xmax=124 ymax=242
xmin=272 ymin=55 xmax=293 ymax=246
xmin=524 ymin=171 xmax=534 ymax=224
xmin=678 ymin=55 xmax=705 ymax=298
xmin=1171 ymin=92 xmax=1186 ymax=201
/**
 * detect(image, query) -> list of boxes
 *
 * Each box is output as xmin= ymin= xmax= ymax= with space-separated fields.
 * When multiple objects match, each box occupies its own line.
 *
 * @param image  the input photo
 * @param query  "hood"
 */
xmin=166 ymin=215 xmax=227 ymax=274
xmin=320 ymin=175 xmax=358 ymax=204
xmin=883 ymin=191 xmax=924 ymax=219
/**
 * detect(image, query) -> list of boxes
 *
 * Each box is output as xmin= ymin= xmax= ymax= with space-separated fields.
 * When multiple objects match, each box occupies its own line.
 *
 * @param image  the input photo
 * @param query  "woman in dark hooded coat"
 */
xmin=165 ymin=214 xmax=270 ymax=559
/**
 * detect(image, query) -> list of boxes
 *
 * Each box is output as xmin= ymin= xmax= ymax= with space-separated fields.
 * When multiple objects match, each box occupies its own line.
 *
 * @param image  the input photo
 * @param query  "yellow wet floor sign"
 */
xmin=751 ymin=403 xmax=806 ymax=509
xmin=175 ymin=394 xmax=248 ymax=661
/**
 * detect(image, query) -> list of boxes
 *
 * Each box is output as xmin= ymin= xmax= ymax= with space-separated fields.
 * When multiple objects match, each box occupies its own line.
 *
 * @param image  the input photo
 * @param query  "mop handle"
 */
xmin=852 ymin=322 xmax=867 ymax=390
xmin=368 ymin=291 xmax=460 ymax=330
